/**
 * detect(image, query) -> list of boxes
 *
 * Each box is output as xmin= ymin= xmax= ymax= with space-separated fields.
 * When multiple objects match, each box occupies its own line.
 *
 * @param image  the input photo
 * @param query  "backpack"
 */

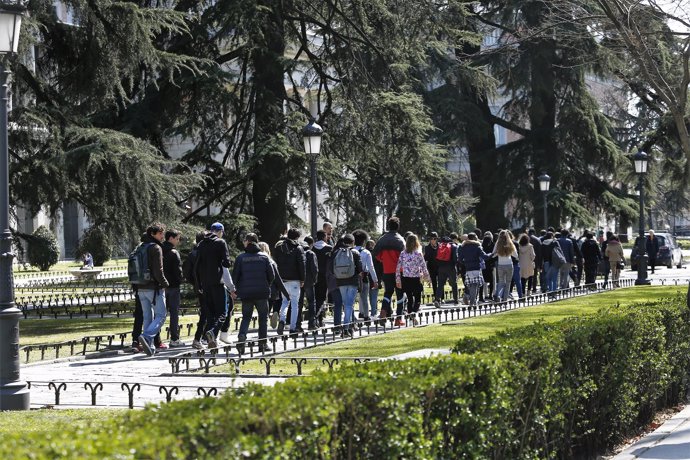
xmin=551 ymin=243 xmax=567 ymax=268
xmin=128 ymin=243 xmax=154 ymax=285
xmin=436 ymin=242 xmax=452 ymax=262
xmin=333 ymin=248 xmax=356 ymax=279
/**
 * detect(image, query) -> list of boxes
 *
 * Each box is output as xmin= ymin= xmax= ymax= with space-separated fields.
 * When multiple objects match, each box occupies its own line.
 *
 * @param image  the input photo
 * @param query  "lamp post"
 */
xmin=633 ymin=152 xmax=650 ymax=285
xmin=538 ymin=173 xmax=551 ymax=229
xmin=302 ymin=119 xmax=323 ymax=238
xmin=0 ymin=3 xmax=28 ymax=410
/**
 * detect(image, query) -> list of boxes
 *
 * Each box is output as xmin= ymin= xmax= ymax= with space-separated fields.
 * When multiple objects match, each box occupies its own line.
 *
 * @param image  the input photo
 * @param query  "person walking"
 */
xmin=605 ymin=235 xmax=625 ymax=288
xmin=646 ymin=230 xmax=660 ymax=274
xmin=274 ymin=228 xmax=307 ymax=336
xmin=480 ymin=232 xmax=495 ymax=302
xmin=162 ymin=229 xmax=185 ymax=347
xmin=332 ymin=234 xmax=363 ymax=337
xmin=434 ymin=236 xmax=459 ymax=306
xmin=424 ymin=232 xmax=439 ymax=299
xmin=601 ymin=231 xmax=614 ymax=288
xmin=184 ymin=232 xmax=207 ymax=350
xmin=134 ymin=223 xmax=169 ymax=356
xmin=258 ymin=242 xmax=291 ymax=332
xmin=372 ymin=217 xmax=406 ymax=320
xmin=232 ymin=233 xmax=275 ymax=354
xmin=458 ymin=232 xmax=490 ymax=307
xmin=541 ymin=231 xmax=562 ymax=294
xmin=196 ymin=222 xmax=236 ymax=349
xmin=311 ymin=230 xmax=333 ymax=327
xmin=301 ymin=236 xmax=319 ymax=330
xmin=395 ymin=233 xmax=429 ymax=325
xmin=518 ymin=234 xmax=536 ymax=296
xmin=580 ymin=231 xmax=602 ymax=289
xmin=492 ymin=230 xmax=517 ymax=302
xmin=557 ymin=229 xmax=575 ymax=290
xmin=528 ymin=229 xmax=542 ymax=294
xmin=354 ymin=229 xmax=378 ymax=321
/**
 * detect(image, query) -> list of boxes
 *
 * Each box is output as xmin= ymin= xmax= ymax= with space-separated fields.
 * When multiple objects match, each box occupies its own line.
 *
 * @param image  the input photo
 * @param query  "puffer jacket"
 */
xmin=232 ymin=243 xmax=275 ymax=300
xmin=458 ymin=239 xmax=489 ymax=272
xmin=274 ymin=239 xmax=306 ymax=282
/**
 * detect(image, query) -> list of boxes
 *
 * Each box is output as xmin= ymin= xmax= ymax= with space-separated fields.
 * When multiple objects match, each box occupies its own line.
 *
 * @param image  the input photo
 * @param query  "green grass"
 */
xmin=207 ymin=285 xmax=683 ymax=376
xmin=0 ymin=409 xmax=127 ymax=435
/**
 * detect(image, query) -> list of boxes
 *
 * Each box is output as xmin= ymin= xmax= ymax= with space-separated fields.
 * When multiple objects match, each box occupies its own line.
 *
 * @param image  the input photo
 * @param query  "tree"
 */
xmin=26 ymin=225 xmax=59 ymax=271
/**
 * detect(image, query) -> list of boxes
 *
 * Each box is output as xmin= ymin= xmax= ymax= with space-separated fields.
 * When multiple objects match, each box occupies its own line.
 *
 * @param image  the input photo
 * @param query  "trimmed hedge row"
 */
xmin=2 ymin=294 xmax=690 ymax=459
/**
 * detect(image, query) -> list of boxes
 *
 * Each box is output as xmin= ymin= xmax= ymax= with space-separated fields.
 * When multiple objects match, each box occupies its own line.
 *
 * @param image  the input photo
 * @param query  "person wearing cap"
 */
xmin=195 ymin=222 xmax=236 ymax=348
xmin=424 ymin=232 xmax=439 ymax=298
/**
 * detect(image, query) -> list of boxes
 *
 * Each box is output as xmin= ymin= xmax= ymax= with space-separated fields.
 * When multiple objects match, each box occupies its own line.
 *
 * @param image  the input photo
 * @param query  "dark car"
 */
xmin=630 ymin=232 xmax=683 ymax=270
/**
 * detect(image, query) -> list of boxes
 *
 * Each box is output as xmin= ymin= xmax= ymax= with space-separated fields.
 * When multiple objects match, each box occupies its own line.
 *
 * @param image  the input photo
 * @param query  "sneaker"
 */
xmin=156 ymin=342 xmax=169 ymax=350
xmin=257 ymin=344 xmax=270 ymax=353
xmin=289 ymin=329 xmax=299 ymax=338
xmin=433 ymin=300 xmax=441 ymax=308
xmin=129 ymin=342 xmax=141 ymax=353
xmin=192 ymin=339 xmax=204 ymax=350
xmin=394 ymin=318 xmax=405 ymax=327
xmin=205 ymin=330 xmax=218 ymax=349
xmin=169 ymin=340 xmax=186 ymax=348
xmin=277 ymin=321 xmax=285 ymax=335
xmin=219 ymin=331 xmax=231 ymax=344
xmin=270 ymin=311 xmax=279 ymax=329
xmin=138 ymin=335 xmax=153 ymax=356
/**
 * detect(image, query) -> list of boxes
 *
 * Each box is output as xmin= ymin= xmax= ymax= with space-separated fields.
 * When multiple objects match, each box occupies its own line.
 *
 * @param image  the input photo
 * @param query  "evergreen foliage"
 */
xmin=26 ymin=225 xmax=60 ymax=271
xmin=76 ymin=227 xmax=112 ymax=266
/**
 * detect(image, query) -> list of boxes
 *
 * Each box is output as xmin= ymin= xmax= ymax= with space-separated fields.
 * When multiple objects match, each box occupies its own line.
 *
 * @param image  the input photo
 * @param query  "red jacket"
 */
xmin=377 ymin=249 xmax=401 ymax=275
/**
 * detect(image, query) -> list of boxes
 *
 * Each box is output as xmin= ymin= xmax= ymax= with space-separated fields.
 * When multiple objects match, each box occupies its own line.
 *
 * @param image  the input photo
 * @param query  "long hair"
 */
xmin=258 ymin=241 xmax=272 ymax=260
xmin=496 ymin=230 xmax=516 ymax=257
xmin=405 ymin=234 xmax=420 ymax=253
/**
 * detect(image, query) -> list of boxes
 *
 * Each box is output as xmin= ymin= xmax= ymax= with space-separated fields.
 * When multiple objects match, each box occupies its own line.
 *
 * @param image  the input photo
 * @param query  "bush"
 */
xmin=1 ymin=294 xmax=689 ymax=459
xmin=76 ymin=227 xmax=112 ymax=266
xmin=26 ymin=225 xmax=60 ymax=271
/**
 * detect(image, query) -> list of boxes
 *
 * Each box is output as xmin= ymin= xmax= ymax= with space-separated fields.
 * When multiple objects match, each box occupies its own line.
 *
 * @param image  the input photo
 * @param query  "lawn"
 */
xmin=206 ymin=285 xmax=684 ymax=376
xmin=0 ymin=409 xmax=127 ymax=436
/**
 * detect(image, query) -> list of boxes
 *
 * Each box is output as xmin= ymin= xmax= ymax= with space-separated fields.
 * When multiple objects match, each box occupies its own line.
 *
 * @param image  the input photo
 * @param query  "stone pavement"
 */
xmin=613 ymin=405 xmax=690 ymax=460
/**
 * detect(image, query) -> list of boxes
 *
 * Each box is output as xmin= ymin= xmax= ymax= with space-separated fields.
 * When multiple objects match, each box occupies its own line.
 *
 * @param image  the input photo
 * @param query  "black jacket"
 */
xmin=232 ymin=243 xmax=275 ymax=300
xmin=312 ymin=241 xmax=332 ymax=284
xmin=529 ymin=234 xmax=543 ymax=268
xmin=162 ymin=241 xmax=183 ymax=289
xmin=424 ymin=243 xmax=439 ymax=272
xmin=196 ymin=232 xmax=232 ymax=289
xmin=274 ymin=239 xmax=306 ymax=282
xmin=304 ymin=248 xmax=319 ymax=287
xmin=646 ymin=237 xmax=660 ymax=258
xmin=581 ymin=239 xmax=602 ymax=265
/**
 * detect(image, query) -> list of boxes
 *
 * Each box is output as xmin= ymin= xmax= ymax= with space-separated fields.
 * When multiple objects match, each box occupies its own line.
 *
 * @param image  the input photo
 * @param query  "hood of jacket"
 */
xmin=245 ymin=242 xmax=261 ymax=254
xmin=462 ymin=239 xmax=480 ymax=247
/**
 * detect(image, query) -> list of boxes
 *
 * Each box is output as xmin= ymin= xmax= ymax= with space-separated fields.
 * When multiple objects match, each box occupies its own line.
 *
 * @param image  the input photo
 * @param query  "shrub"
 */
xmin=76 ymin=227 xmax=112 ymax=266
xmin=26 ymin=225 xmax=59 ymax=271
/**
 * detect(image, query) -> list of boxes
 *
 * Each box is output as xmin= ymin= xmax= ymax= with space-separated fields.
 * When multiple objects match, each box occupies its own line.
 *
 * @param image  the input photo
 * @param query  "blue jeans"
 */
xmin=138 ymin=289 xmax=167 ymax=344
xmin=331 ymin=288 xmax=344 ymax=327
xmin=280 ymin=281 xmax=302 ymax=330
xmin=369 ymin=288 xmax=379 ymax=317
xmin=339 ymin=285 xmax=358 ymax=328
xmin=559 ymin=263 xmax=571 ymax=289
xmin=496 ymin=264 xmax=513 ymax=301
xmin=545 ymin=262 xmax=559 ymax=292
xmin=511 ymin=262 xmax=523 ymax=298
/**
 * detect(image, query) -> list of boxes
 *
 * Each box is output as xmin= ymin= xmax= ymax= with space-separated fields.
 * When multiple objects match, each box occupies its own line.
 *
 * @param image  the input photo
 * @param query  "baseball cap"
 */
xmin=210 ymin=222 xmax=224 ymax=232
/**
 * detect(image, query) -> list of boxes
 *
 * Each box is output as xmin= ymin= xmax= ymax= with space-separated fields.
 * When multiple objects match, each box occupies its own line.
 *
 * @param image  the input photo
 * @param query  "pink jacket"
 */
xmin=396 ymin=251 xmax=430 ymax=284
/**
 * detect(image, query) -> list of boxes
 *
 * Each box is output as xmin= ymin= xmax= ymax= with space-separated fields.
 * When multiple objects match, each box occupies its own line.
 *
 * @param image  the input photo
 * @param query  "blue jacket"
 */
xmin=458 ymin=240 xmax=490 ymax=271
xmin=558 ymin=237 xmax=575 ymax=263
xmin=232 ymin=243 xmax=275 ymax=300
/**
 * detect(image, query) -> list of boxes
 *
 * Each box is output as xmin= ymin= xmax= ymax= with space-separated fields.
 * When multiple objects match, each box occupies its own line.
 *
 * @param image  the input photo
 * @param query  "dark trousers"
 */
xmin=220 ymin=295 xmax=235 ymax=333
xmin=584 ymin=263 xmax=598 ymax=285
xmin=401 ymin=277 xmax=422 ymax=314
xmin=238 ymin=299 xmax=269 ymax=342
xmin=315 ymin=279 xmax=328 ymax=315
xmin=428 ymin=269 xmax=438 ymax=299
xmin=165 ymin=287 xmax=181 ymax=341
xmin=299 ymin=284 xmax=316 ymax=323
xmin=436 ymin=265 xmax=458 ymax=303
xmin=132 ymin=295 xmax=160 ymax=346
xmin=381 ymin=273 xmax=404 ymax=317
xmin=648 ymin=258 xmax=656 ymax=273
xmin=193 ymin=294 xmax=208 ymax=341
xmin=202 ymin=285 xmax=228 ymax=337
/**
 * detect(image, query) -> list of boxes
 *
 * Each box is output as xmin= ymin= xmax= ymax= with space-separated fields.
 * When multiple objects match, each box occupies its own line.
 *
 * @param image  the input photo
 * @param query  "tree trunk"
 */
xmin=251 ymin=2 xmax=289 ymax=247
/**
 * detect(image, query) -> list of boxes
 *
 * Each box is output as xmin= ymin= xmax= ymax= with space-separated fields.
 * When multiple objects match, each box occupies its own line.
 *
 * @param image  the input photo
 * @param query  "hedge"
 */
xmin=2 ymin=294 xmax=689 ymax=459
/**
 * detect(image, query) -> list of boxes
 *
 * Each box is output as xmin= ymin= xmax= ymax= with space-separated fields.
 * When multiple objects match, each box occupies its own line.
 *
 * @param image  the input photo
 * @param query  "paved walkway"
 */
xmin=613 ymin=405 xmax=690 ymax=460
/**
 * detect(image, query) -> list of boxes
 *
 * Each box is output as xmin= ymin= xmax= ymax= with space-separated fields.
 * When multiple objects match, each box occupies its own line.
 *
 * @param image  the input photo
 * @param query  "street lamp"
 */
xmin=633 ymin=151 xmax=650 ymax=286
xmin=538 ymin=173 xmax=551 ymax=229
xmin=0 ymin=2 xmax=28 ymax=410
xmin=302 ymin=119 xmax=323 ymax=238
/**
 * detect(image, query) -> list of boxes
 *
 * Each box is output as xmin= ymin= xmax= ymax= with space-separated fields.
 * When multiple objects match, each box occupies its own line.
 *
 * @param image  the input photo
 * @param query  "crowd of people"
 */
xmin=128 ymin=218 xmax=646 ymax=355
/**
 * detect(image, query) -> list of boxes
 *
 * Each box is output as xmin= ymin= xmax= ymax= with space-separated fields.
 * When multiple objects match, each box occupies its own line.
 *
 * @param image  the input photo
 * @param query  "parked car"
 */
xmin=630 ymin=232 xmax=683 ymax=270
